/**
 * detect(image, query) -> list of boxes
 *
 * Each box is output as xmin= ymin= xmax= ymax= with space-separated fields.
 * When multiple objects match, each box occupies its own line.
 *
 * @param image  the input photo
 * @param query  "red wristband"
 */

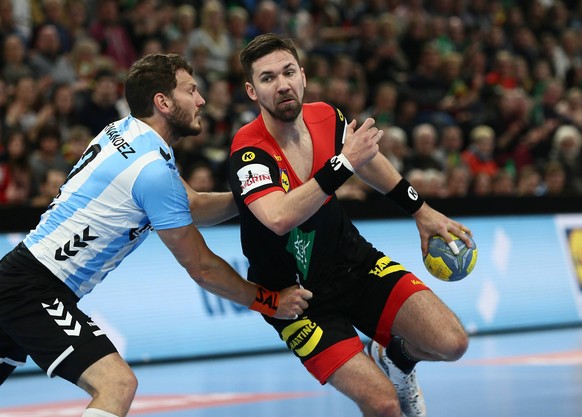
xmin=249 ymin=285 xmax=280 ymax=316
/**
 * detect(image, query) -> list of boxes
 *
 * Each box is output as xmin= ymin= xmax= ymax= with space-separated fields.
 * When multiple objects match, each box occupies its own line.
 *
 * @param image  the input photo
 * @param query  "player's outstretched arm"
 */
xmin=355 ymin=153 xmax=472 ymax=257
xmin=180 ymin=178 xmax=239 ymax=226
xmin=158 ymin=224 xmax=312 ymax=319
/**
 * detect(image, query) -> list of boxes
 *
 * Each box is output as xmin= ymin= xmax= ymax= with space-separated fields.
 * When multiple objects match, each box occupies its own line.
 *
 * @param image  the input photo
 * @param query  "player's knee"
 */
xmin=114 ymin=370 xmax=138 ymax=401
xmin=365 ymin=395 xmax=401 ymax=417
xmin=91 ymin=369 xmax=137 ymax=405
xmin=442 ymin=328 xmax=469 ymax=361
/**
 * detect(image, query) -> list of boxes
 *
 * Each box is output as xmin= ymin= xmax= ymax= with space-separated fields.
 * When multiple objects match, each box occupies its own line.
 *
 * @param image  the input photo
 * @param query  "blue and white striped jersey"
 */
xmin=24 ymin=115 xmax=193 ymax=298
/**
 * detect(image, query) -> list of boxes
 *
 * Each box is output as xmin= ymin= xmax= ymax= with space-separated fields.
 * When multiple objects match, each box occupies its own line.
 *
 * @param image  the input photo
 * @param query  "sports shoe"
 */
xmin=366 ymin=340 xmax=427 ymax=417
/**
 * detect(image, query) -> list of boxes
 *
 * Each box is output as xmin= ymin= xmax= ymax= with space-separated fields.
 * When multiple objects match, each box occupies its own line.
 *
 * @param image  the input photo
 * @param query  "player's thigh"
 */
xmin=392 ymin=289 xmax=467 ymax=352
xmin=328 ymin=351 xmax=397 ymax=412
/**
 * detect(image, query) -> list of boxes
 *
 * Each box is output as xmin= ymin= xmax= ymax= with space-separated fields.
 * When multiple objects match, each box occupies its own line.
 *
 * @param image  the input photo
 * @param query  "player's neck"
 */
xmin=262 ymin=110 xmax=306 ymax=145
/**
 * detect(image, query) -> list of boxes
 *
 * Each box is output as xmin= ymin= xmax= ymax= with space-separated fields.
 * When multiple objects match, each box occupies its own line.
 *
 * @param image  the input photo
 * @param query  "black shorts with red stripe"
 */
xmin=265 ymin=254 xmax=430 ymax=384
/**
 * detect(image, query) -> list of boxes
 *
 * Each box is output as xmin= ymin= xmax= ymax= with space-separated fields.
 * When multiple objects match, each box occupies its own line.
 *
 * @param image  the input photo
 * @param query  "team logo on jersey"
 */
xmin=129 ymin=223 xmax=153 ymax=241
xmin=242 ymin=151 xmax=255 ymax=162
xmin=237 ymin=163 xmax=272 ymax=195
xmin=281 ymin=318 xmax=323 ymax=357
xmin=54 ymin=226 xmax=98 ymax=261
xmin=286 ymin=228 xmax=315 ymax=279
xmin=274 ymin=154 xmax=282 ymax=162
xmin=280 ymin=169 xmax=290 ymax=192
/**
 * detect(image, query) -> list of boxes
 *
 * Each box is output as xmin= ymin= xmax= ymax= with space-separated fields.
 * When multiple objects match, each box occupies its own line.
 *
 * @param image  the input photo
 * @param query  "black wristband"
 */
xmin=385 ymin=178 xmax=424 ymax=215
xmin=313 ymin=154 xmax=354 ymax=195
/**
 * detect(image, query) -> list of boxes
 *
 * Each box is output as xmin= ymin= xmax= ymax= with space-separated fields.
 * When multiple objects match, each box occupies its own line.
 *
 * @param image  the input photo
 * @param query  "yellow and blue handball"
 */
xmin=423 ymin=233 xmax=478 ymax=282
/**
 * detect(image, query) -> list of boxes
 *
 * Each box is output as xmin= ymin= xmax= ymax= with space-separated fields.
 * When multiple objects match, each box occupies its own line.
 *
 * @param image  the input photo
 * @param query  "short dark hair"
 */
xmin=239 ymin=33 xmax=300 ymax=83
xmin=124 ymin=54 xmax=193 ymax=118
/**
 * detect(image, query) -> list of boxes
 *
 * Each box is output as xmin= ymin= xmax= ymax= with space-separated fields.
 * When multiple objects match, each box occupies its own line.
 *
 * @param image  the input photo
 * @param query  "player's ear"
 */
xmin=153 ymin=92 xmax=172 ymax=114
xmin=301 ymin=67 xmax=307 ymax=88
xmin=245 ymin=81 xmax=258 ymax=102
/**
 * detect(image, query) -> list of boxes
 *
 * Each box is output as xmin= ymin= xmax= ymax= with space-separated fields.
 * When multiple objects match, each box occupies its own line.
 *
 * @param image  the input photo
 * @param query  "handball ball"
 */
xmin=423 ymin=233 xmax=477 ymax=282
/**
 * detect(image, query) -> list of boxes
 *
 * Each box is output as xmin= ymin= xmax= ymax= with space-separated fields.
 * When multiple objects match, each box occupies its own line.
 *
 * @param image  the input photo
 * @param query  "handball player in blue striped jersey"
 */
xmin=0 ymin=54 xmax=312 ymax=417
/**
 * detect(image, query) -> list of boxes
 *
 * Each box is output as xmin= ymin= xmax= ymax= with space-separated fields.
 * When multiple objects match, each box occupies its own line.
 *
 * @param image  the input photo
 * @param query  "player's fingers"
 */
xmin=357 ymin=117 xmax=376 ymax=132
xmin=373 ymin=128 xmax=384 ymax=143
xmin=299 ymin=287 xmax=313 ymax=300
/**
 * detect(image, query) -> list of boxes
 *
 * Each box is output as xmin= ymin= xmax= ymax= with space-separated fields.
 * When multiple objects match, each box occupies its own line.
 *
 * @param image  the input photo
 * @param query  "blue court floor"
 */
xmin=2 ymin=326 xmax=582 ymax=417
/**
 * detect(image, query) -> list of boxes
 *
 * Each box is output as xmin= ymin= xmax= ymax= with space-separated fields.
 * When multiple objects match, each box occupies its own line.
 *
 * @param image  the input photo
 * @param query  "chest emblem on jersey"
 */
xmin=280 ymin=169 xmax=290 ymax=193
xmin=286 ymin=228 xmax=315 ymax=281
xmin=242 ymin=151 xmax=255 ymax=162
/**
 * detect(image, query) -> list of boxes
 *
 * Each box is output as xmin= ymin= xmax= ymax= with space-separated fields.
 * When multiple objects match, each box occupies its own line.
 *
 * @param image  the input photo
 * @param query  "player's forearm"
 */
xmin=355 ymin=153 xmax=403 ymax=194
xmin=189 ymin=191 xmax=238 ymax=226
xmin=249 ymin=181 xmax=330 ymax=235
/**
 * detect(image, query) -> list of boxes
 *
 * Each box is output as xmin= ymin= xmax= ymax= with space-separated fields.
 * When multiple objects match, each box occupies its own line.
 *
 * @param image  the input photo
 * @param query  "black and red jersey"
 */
xmin=228 ymin=102 xmax=380 ymax=295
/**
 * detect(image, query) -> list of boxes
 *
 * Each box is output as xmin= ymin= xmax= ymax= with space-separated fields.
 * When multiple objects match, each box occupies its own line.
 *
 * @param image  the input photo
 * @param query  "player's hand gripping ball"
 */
xmin=423 ymin=233 xmax=477 ymax=282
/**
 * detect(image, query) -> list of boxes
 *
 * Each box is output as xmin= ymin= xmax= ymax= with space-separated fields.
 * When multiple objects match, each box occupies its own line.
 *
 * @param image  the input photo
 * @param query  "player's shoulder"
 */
xmin=303 ymin=102 xmax=346 ymax=125
xmin=231 ymin=114 xmax=271 ymax=153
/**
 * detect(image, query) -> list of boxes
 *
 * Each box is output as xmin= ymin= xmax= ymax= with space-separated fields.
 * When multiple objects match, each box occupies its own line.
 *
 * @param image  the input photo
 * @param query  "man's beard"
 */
xmin=265 ymin=95 xmax=302 ymax=122
xmin=167 ymin=101 xmax=202 ymax=138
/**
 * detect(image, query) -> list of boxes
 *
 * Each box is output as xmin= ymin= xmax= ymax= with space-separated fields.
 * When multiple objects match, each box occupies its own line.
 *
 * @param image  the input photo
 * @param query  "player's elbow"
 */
xmin=265 ymin=214 xmax=295 ymax=236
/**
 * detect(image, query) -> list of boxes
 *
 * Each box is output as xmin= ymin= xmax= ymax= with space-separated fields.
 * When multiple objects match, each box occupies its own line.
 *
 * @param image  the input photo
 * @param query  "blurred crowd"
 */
xmin=0 ymin=0 xmax=581 ymax=207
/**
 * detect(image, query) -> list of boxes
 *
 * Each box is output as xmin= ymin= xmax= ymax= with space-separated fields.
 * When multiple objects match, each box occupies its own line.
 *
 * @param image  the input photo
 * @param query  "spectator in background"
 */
xmin=1 ymin=34 xmax=33 ymax=86
xmin=491 ymin=169 xmax=516 ymax=196
xmin=4 ymin=76 xmax=41 ymax=137
xmin=164 ymin=4 xmax=197 ymax=56
xmin=200 ymin=78 xmax=236 ymax=183
xmin=549 ymin=124 xmax=582 ymax=195
xmin=539 ymin=160 xmax=568 ymax=197
xmin=28 ymin=23 xmax=66 ymax=86
xmin=76 ymin=68 xmax=125 ymax=136
xmin=444 ymin=164 xmax=471 ymax=198
xmin=556 ymin=87 xmax=582 ymax=128
xmin=36 ymin=0 xmax=73 ymax=52
xmin=29 ymin=167 xmax=67 ymax=208
xmin=279 ymin=0 xmax=315 ymax=52
xmin=246 ymin=0 xmax=282 ymax=40
xmin=402 ymin=42 xmax=455 ymax=128
xmin=470 ymin=172 xmax=493 ymax=197
xmin=436 ymin=124 xmax=464 ymax=170
xmin=379 ymin=125 xmax=409 ymax=174
xmin=360 ymin=82 xmax=398 ymax=126
xmin=61 ymin=124 xmax=91 ymax=166
xmin=516 ymin=165 xmax=542 ymax=196
xmin=64 ymin=0 xmax=90 ymax=44
xmin=188 ymin=0 xmax=233 ymax=82
xmin=0 ymin=0 xmax=30 ymax=45
xmin=58 ymin=37 xmax=116 ymax=94
xmin=0 ymin=129 xmax=32 ymax=205
xmin=186 ymin=162 xmax=216 ymax=193
xmin=28 ymin=124 xmax=71 ymax=197
xmin=89 ymin=0 xmax=137 ymax=71
xmin=461 ymin=125 xmax=499 ymax=178
xmin=403 ymin=123 xmax=443 ymax=174
xmin=226 ymin=6 xmax=250 ymax=51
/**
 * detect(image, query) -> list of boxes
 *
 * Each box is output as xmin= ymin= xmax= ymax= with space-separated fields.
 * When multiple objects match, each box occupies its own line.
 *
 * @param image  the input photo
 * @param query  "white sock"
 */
xmin=82 ymin=408 xmax=120 ymax=417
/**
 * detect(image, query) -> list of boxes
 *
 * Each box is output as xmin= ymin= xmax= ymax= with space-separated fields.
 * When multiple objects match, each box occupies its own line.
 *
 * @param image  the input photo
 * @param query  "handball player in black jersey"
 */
xmin=228 ymin=33 xmax=472 ymax=417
